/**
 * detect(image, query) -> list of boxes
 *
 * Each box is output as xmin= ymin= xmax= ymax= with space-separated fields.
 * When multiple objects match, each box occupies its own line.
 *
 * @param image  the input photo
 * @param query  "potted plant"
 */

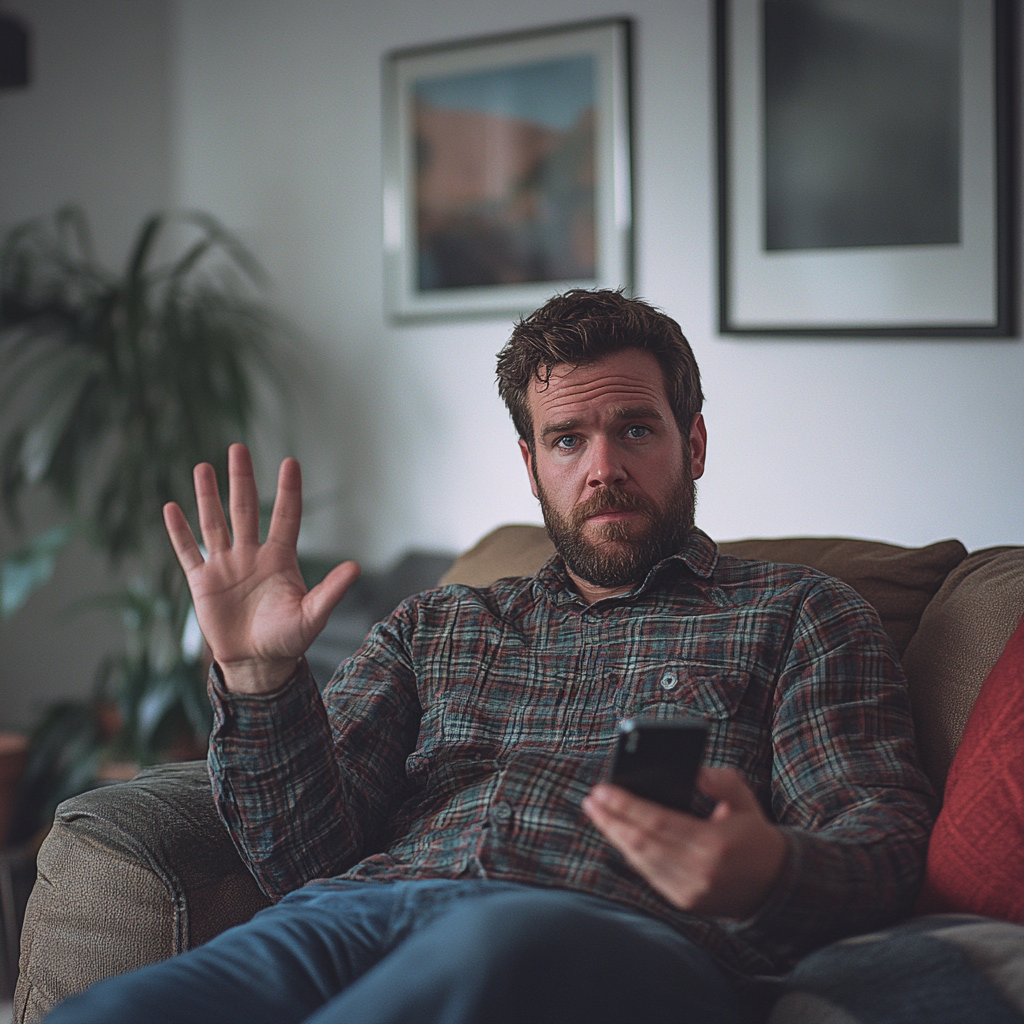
xmin=0 ymin=206 xmax=287 ymax=841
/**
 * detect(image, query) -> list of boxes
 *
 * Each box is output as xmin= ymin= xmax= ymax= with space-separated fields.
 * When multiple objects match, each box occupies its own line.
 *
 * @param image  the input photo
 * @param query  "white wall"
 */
xmin=1 ymin=0 xmax=1021 ymax=727
xmin=0 ymin=0 xmax=173 ymax=262
xmin=0 ymin=0 xmax=174 ymax=729
xmin=172 ymin=0 xmax=1024 ymax=568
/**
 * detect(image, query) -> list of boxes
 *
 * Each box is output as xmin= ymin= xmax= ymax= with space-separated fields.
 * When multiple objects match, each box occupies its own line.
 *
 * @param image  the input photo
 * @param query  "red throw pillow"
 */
xmin=916 ymin=611 xmax=1024 ymax=922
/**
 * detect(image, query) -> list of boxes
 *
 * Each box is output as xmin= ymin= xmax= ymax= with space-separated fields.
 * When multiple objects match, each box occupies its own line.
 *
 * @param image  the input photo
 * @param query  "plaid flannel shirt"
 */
xmin=208 ymin=528 xmax=936 ymax=976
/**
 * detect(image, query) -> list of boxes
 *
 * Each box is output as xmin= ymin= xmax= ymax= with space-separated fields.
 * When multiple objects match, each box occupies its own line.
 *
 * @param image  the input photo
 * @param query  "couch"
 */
xmin=13 ymin=527 xmax=1024 ymax=1023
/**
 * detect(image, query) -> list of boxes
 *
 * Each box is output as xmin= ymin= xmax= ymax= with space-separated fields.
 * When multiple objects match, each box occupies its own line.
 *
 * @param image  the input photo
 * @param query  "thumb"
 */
xmin=302 ymin=560 xmax=361 ymax=634
xmin=697 ymin=766 xmax=759 ymax=814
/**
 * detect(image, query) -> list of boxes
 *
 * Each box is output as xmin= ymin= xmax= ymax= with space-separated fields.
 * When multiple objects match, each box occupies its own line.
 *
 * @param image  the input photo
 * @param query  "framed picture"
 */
xmin=716 ymin=0 xmax=1012 ymax=336
xmin=383 ymin=19 xmax=632 ymax=321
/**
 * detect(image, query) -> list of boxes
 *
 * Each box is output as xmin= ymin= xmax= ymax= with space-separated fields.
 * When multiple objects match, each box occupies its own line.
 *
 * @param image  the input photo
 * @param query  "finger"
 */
xmin=228 ymin=443 xmax=260 ymax=546
xmin=266 ymin=457 xmax=302 ymax=551
xmin=583 ymin=793 xmax=642 ymax=846
xmin=194 ymin=462 xmax=231 ymax=553
xmin=588 ymin=812 xmax=644 ymax=857
xmin=583 ymin=788 xmax=633 ymax=838
xmin=163 ymin=502 xmax=205 ymax=573
xmin=587 ymin=784 xmax=699 ymax=833
xmin=696 ymin=766 xmax=758 ymax=812
xmin=583 ymin=794 xmax=682 ymax=873
xmin=302 ymin=560 xmax=361 ymax=636
xmin=586 ymin=783 xmax=636 ymax=819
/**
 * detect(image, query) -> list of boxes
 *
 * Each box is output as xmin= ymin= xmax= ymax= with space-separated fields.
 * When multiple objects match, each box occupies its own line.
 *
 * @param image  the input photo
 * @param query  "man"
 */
xmin=47 ymin=289 xmax=935 ymax=1024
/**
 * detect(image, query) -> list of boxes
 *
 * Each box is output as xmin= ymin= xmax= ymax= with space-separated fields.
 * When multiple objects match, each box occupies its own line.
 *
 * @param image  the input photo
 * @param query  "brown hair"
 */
xmin=496 ymin=289 xmax=703 ymax=448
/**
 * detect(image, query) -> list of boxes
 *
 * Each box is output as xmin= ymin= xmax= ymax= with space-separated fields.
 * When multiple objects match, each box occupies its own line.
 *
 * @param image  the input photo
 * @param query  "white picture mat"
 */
xmin=723 ymin=0 xmax=998 ymax=331
xmin=383 ymin=21 xmax=631 ymax=321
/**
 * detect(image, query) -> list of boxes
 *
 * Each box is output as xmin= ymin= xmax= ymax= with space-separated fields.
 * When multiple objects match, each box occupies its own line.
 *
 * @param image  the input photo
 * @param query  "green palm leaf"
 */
xmin=0 ymin=206 xmax=292 ymax=826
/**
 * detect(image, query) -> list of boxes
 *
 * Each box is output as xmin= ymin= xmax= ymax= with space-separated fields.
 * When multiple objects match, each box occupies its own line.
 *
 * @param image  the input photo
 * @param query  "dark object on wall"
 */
xmin=764 ymin=0 xmax=961 ymax=252
xmin=716 ymin=0 xmax=1013 ymax=336
xmin=0 ymin=14 xmax=29 ymax=89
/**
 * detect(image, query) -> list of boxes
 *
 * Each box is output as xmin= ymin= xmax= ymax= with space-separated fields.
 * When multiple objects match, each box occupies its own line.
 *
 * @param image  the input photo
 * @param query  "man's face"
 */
xmin=519 ymin=349 xmax=706 ymax=599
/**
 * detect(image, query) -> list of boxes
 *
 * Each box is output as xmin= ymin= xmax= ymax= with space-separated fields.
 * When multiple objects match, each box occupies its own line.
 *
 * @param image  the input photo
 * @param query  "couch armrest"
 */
xmin=902 ymin=545 xmax=1024 ymax=794
xmin=13 ymin=760 xmax=272 ymax=1024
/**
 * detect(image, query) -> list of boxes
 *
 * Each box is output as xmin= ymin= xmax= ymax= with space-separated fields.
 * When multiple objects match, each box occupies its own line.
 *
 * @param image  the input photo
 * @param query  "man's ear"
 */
xmin=519 ymin=438 xmax=540 ymax=499
xmin=689 ymin=414 xmax=707 ymax=480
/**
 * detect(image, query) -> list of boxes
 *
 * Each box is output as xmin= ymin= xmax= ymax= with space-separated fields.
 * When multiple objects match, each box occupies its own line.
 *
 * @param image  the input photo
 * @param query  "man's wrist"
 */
xmin=218 ymin=656 xmax=301 ymax=695
xmin=721 ymin=828 xmax=796 ymax=928
xmin=739 ymin=824 xmax=790 ymax=919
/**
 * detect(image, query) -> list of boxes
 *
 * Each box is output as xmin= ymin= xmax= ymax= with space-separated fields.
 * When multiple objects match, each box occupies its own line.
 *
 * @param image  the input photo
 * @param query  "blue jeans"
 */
xmin=45 ymin=879 xmax=747 ymax=1024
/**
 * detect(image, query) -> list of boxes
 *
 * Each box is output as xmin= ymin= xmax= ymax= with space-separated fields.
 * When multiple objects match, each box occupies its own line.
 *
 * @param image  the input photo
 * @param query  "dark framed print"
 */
xmin=383 ymin=19 xmax=632 ymax=321
xmin=717 ymin=0 xmax=1012 ymax=336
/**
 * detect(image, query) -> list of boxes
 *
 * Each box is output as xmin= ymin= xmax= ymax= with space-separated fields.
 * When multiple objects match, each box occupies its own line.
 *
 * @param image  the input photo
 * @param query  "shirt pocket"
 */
xmin=619 ymin=662 xmax=752 ymax=722
xmin=616 ymin=662 xmax=772 ymax=792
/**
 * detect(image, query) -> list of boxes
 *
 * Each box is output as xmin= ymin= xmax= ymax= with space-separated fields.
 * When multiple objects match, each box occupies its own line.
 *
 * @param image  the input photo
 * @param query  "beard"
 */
xmin=536 ymin=461 xmax=696 ymax=590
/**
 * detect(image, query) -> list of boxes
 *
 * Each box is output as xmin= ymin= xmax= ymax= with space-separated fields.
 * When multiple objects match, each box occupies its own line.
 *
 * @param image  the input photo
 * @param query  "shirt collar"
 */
xmin=534 ymin=527 xmax=720 ymax=604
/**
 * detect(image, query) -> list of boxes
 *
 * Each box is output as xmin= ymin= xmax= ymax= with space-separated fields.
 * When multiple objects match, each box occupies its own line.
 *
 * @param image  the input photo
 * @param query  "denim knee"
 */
xmin=405 ymin=888 xmax=744 ymax=1024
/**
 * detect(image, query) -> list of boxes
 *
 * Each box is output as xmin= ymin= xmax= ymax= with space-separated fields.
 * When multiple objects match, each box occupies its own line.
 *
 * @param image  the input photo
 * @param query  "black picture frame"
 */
xmin=716 ymin=0 xmax=1013 ymax=337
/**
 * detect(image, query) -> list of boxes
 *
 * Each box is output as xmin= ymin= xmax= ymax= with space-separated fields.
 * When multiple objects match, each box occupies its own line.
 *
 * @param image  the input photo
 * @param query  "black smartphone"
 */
xmin=608 ymin=717 xmax=708 ymax=814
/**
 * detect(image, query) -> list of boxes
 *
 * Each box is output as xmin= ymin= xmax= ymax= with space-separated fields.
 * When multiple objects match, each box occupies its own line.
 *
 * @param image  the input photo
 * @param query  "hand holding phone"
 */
xmin=608 ymin=717 xmax=708 ymax=814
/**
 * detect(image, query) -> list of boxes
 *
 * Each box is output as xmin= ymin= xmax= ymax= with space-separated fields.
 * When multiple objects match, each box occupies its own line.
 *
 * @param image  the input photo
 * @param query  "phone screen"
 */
xmin=608 ymin=718 xmax=707 ymax=813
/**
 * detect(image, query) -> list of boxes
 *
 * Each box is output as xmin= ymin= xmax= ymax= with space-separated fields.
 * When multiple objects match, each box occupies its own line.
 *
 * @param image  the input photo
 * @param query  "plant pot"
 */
xmin=0 ymin=733 xmax=28 ymax=849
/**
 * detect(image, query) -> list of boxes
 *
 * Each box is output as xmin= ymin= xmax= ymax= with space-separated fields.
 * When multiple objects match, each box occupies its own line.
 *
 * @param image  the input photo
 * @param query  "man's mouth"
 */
xmin=573 ymin=490 xmax=654 ymax=529
xmin=586 ymin=508 xmax=636 ymax=521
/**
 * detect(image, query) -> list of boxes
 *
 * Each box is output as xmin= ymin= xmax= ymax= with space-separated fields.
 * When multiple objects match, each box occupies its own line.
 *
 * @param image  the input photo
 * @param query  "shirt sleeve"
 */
xmin=721 ymin=576 xmax=938 ymax=964
xmin=207 ymin=606 xmax=421 ymax=901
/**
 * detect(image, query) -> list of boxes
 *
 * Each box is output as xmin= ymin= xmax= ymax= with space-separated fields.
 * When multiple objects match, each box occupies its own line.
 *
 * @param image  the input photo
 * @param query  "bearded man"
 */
xmin=46 ymin=290 xmax=935 ymax=1024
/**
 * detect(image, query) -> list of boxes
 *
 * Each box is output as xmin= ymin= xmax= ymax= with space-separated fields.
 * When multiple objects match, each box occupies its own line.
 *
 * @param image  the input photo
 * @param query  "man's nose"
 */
xmin=585 ymin=437 xmax=628 ymax=488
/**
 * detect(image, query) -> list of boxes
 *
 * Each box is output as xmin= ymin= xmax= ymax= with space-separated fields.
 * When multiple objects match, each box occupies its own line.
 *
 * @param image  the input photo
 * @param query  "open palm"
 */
xmin=163 ymin=444 xmax=360 ymax=693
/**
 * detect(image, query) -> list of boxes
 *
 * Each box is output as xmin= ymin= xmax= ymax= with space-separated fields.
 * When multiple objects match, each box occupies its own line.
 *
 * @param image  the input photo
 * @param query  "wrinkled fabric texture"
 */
xmin=767 ymin=914 xmax=1024 ymax=1024
xmin=44 ymin=879 xmax=752 ymax=1024
xmin=209 ymin=529 xmax=937 ymax=976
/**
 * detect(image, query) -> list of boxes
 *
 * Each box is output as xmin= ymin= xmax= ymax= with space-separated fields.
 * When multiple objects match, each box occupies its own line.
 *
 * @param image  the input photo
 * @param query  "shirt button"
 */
xmin=491 ymin=801 xmax=513 ymax=824
xmin=607 ymin=672 xmax=620 ymax=685
xmin=660 ymin=671 xmax=678 ymax=691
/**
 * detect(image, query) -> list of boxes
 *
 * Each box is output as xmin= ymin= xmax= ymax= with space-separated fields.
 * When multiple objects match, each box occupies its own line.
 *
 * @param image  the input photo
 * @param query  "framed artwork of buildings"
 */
xmin=383 ymin=19 xmax=632 ymax=321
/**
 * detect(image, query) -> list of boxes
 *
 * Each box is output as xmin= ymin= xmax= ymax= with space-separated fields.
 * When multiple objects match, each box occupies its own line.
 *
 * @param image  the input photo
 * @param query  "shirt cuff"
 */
xmin=208 ymin=657 xmax=321 ymax=743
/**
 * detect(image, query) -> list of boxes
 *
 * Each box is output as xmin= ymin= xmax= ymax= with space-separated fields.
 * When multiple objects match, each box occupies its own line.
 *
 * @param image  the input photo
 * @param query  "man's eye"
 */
xmin=555 ymin=436 xmax=579 ymax=450
xmin=625 ymin=426 xmax=650 ymax=439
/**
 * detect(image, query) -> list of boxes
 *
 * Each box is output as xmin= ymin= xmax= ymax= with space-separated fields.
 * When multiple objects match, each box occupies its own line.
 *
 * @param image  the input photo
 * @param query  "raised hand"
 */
xmin=582 ymin=766 xmax=788 ymax=919
xmin=163 ymin=444 xmax=360 ymax=694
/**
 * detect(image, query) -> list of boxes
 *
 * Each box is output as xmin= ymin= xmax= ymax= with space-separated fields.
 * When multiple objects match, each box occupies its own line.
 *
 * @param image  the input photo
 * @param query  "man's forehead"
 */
xmin=528 ymin=351 xmax=669 ymax=420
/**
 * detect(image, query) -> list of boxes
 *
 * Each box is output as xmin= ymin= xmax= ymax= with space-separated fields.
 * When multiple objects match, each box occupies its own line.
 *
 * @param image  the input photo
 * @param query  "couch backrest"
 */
xmin=441 ymin=526 xmax=967 ymax=656
xmin=441 ymin=525 xmax=1024 ymax=798
xmin=715 ymin=537 xmax=968 ymax=658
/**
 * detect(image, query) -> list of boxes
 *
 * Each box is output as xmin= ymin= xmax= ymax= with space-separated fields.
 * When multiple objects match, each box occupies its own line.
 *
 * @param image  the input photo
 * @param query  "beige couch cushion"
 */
xmin=441 ymin=525 xmax=967 ymax=659
xmin=440 ymin=525 xmax=556 ymax=587
xmin=901 ymin=546 xmax=1024 ymax=794
xmin=717 ymin=537 xmax=968 ymax=658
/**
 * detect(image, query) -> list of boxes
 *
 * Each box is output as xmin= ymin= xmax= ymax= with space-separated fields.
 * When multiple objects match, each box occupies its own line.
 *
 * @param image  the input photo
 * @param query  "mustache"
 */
xmin=571 ymin=487 xmax=658 ymax=527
